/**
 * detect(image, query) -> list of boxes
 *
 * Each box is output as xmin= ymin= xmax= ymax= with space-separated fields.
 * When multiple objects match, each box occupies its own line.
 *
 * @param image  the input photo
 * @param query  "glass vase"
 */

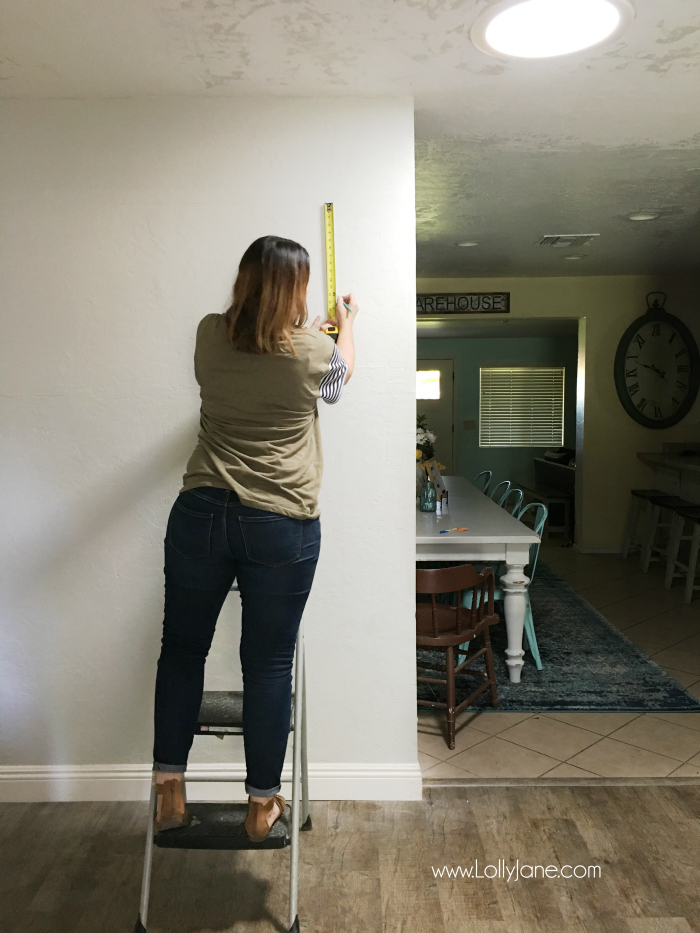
xmin=419 ymin=479 xmax=437 ymax=512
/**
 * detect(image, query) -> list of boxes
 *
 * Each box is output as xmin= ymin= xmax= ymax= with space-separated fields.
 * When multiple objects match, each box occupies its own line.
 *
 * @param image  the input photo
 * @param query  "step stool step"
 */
xmin=197 ymin=691 xmax=244 ymax=732
xmin=196 ymin=691 xmax=294 ymax=735
xmin=155 ymin=802 xmax=291 ymax=850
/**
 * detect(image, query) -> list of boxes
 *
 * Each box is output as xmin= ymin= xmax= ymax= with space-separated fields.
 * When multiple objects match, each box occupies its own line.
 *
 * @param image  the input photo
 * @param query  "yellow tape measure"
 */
xmin=323 ymin=202 xmax=339 ymax=338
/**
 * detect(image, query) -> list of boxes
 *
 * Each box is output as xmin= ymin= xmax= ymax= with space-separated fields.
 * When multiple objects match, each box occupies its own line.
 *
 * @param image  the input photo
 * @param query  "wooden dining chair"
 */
xmin=416 ymin=564 xmax=499 ymax=749
xmin=473 ymin=470 xmax=493 ymax=495
xmin=489 ymin=480 xmax=510 ymax=503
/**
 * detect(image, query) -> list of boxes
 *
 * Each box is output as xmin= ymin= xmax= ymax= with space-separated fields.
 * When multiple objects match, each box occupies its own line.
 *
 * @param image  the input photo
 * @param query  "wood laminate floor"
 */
xmin=3 ymin=786 xmax=700 ymax=932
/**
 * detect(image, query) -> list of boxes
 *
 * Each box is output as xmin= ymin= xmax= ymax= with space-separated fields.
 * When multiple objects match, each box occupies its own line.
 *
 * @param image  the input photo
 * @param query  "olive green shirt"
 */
xmin=181 ymin=313 xmax=336 ymax=520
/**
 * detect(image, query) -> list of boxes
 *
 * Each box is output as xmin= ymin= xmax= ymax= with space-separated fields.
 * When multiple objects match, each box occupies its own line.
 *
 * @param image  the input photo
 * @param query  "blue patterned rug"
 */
xmin=417 ymin=562 xmax=700 ymax=712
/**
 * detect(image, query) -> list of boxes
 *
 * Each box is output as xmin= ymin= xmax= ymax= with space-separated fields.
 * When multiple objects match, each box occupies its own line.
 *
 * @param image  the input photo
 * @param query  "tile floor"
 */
xmin=418 ymin=543 xmax=700 ymax=780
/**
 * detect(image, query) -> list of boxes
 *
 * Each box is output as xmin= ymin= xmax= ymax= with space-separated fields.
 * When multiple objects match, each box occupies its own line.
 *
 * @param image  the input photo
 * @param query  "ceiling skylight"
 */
xmin=471 ymin=0 xmax=635 ymax=59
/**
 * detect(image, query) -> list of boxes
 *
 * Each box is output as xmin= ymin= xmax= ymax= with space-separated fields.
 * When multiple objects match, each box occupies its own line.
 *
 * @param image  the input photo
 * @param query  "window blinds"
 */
xmin=479 ymin=367 xmax=565 ymax=448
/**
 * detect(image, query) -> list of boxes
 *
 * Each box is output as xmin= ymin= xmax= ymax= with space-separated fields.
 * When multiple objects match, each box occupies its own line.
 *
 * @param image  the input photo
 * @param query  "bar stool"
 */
xmin=641 ymin=495 xmax=697 ymax=573
xmin=622 ymin=489 xmax=677 ymax=559
xmin=664 ymin=505 xmax=700 ymax=603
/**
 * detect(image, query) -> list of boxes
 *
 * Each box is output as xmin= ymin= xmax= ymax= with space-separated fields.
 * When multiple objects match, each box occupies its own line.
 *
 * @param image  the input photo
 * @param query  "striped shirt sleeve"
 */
xmin=319 ymin=345 xmax=348 ymax=404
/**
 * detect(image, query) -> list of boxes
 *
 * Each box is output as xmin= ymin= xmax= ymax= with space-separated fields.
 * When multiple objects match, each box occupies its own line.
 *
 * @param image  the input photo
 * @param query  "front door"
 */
xmin=417 ymin=358 xmax=454 ymax=474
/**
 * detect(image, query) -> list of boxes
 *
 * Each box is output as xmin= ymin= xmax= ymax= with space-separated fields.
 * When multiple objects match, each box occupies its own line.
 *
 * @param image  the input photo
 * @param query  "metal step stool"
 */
xmin=134 ymin=620 xmax=310 ymax=933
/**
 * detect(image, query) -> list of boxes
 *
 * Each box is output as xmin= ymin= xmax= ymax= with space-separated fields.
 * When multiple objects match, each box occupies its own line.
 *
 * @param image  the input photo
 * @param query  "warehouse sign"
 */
xmin=416 ymin=292 xmax=510 ymax=314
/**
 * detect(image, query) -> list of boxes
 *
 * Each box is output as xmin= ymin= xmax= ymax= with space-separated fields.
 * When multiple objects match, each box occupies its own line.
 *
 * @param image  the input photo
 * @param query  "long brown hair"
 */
xmin=224 ymin=236 xmax=310 ymax=354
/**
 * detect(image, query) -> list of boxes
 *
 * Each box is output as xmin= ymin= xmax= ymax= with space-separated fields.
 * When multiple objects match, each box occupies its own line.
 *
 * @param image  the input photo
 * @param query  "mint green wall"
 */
xmin=417 ymin=336 xmax=578 ymax=489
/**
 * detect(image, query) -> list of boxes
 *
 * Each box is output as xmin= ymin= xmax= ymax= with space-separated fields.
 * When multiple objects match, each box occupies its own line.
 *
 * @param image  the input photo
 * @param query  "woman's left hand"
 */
xmin=309 ymin=316 xmax=338 ymax=334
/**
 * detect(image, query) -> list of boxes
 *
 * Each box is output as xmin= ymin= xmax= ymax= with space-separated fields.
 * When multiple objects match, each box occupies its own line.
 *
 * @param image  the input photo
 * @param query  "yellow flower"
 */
xmin=437 ymin=462 xmax=446 ymax=471
xmin=416 ymin=449 xmax=422 ymax=461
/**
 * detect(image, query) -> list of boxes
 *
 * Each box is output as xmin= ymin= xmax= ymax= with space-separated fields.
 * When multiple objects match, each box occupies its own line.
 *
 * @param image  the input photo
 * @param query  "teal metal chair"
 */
xmin=461 ymin=501 xmax=548 ymax=671
xmin=489 ymin=480 xmax=510 ymax=504
xmin=514 ymin=502 xmax=548 ymax=669
xmin=499 ymin=487 xmax=523 ymax=515
xmin=473 ymin=470 xmax=492 ymax=494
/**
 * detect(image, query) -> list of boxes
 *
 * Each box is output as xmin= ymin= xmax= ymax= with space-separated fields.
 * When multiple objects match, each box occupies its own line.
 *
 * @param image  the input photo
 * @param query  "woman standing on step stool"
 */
xmin=152 ymin=236 xmax=357 ymax=840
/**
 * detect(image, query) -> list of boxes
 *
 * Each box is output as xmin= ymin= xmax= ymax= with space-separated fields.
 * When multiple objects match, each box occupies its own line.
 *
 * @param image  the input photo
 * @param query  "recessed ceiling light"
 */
xmin=456 ymin=241 xmax=480 ymax=247
xmin=471 ymin=0 xmax=635 ymax=59
xmin=628 ymin=211 xmax=659 ymax=221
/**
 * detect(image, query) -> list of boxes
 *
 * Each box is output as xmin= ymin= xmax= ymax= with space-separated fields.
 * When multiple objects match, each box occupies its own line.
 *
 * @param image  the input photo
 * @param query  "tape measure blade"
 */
xmin=324 ymin=202 xmax=336 ymax=321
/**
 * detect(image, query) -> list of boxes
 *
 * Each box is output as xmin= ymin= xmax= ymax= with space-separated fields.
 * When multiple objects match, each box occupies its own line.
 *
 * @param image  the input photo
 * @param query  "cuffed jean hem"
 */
xmin=245 ymin=781 xmax=282 ymax=797
xmin=154 ymin=761 xmax=187 ymax=772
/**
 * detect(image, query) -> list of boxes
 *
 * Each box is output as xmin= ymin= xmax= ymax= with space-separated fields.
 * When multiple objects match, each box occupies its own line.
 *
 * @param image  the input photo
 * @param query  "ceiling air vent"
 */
xmin=536 ymin=234 xmax=600 ymax=248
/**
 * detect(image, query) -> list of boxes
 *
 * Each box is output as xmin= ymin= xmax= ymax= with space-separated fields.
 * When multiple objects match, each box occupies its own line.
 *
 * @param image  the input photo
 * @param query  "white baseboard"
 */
xmin=0 ymin=762 xmax=423 ymax=803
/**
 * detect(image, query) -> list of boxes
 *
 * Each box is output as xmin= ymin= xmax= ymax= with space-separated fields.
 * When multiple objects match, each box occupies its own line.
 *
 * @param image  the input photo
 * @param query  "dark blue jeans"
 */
xmin=153 ymin=486 xmax=320 ymax=796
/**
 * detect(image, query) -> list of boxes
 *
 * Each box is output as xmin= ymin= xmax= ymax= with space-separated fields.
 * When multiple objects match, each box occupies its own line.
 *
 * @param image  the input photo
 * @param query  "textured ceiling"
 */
xmin=2 ymin=0 xmax=699 ymax=276
xmin=416 ymin=140 xmax=700 ymax=276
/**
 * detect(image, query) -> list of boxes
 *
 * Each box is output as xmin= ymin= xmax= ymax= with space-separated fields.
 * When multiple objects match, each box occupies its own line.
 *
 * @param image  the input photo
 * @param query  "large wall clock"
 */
xmin=614 ymin=292 xmax=700 ymax=428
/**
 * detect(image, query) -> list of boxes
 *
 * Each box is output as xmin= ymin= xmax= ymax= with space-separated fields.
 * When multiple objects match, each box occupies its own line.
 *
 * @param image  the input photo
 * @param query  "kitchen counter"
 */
xmin=637 ymin=451 xmax=700 ymax=504
xmin=637 ymin=452 xmax=700 ymax=475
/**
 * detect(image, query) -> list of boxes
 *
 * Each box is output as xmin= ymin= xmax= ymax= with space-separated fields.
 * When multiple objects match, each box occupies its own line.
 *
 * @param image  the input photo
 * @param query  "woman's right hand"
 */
xmin=336 ymin=293 xmax=359 ymax=330
xmin=334 ymin=293 xmax=357 ymax=384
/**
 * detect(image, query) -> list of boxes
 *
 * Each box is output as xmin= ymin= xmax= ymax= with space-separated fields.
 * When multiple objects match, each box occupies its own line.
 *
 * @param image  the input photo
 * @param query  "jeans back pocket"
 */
xmin=167 ymin=500 xmax=214 ymax=559
xmin=239 ymin=515 xmax=303 ymax=567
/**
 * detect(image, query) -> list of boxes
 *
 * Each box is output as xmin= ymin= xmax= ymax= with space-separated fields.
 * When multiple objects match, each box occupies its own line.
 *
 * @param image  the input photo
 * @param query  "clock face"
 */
xmin=614 ymin=313 xmax=700 ymax=428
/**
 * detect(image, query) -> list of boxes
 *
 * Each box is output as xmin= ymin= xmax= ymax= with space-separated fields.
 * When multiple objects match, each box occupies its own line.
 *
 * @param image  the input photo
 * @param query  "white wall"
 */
xmin=0 ymin=98 xmax=419 ymax=800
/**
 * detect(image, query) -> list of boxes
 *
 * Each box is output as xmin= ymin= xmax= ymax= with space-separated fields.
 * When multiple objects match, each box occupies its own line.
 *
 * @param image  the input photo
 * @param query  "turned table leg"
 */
xmin=501 ymin=561 xmax=530 ymax=684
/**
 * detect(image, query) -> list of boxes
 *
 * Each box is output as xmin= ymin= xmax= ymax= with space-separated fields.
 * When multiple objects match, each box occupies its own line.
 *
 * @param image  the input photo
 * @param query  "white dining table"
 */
xmin=416 ymin=475 xmax=540 ymax=683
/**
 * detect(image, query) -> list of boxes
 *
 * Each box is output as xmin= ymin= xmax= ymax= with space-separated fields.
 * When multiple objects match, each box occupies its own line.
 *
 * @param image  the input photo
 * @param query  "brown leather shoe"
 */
xmin=245 ymin=794 xmax=286 ymax=842
xmin=154 ymin=778 xmax=189 ymax=832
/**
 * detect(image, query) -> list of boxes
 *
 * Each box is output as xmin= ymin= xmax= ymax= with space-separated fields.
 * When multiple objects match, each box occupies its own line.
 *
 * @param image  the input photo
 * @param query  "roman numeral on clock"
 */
xmin=628 ymin=383 xmax=639 ymax=396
